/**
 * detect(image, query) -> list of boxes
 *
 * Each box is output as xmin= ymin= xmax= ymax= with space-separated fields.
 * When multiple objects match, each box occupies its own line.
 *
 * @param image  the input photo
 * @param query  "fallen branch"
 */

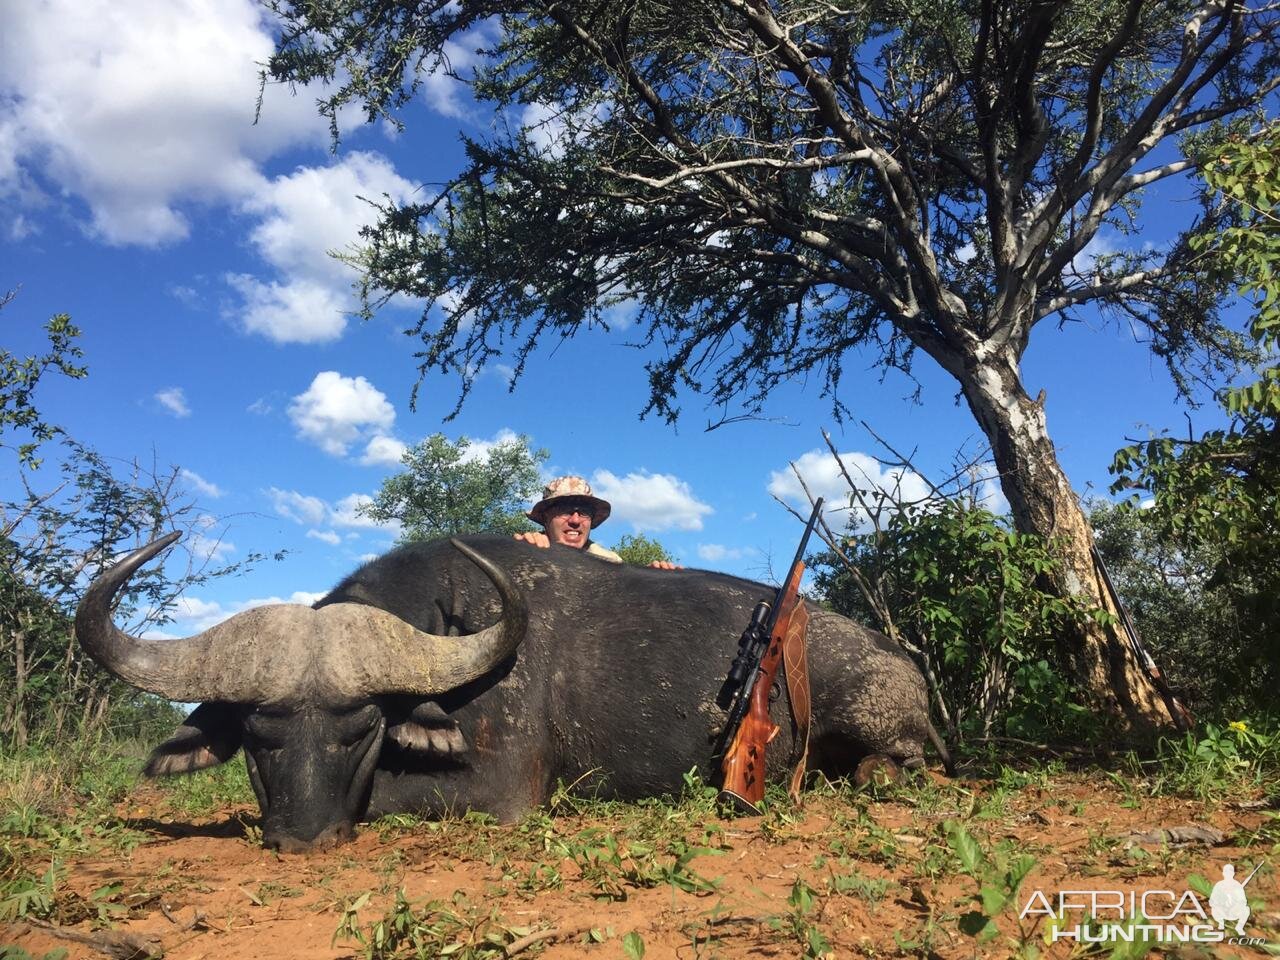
xmin=504 ymin=922 xmax=595 ymax=957
xmin=24 ymin=917 xmax=163 ymax=960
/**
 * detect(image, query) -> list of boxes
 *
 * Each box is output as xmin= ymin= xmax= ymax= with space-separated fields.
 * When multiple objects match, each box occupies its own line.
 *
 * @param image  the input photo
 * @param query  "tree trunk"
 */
xmin=12 ymin=616 xmax=29 ymax=749
xmin=958 ymin=344 xmax=1174 ymax=736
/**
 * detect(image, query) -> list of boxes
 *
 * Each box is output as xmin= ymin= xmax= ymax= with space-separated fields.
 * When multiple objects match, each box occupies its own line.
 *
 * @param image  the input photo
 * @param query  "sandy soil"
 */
xmin=5 ymin=769 xmax=1278 ymax=959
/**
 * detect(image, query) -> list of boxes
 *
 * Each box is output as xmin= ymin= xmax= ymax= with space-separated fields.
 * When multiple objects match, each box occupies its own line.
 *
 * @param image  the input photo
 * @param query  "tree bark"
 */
xmin=12 ymin=615 xmax=29 ymax=749
xmin=958 ymin=343 xmax=1174 ymax=736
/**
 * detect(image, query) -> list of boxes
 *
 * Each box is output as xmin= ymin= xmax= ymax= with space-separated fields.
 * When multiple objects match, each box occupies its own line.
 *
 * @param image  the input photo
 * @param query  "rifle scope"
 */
xmin=715 ymin=600 xmax=771 ymax=710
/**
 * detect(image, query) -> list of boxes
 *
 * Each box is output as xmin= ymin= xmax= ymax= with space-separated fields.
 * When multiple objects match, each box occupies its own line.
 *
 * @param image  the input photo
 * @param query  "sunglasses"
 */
xmin=550 ymin=502 xmax=596 ymax=520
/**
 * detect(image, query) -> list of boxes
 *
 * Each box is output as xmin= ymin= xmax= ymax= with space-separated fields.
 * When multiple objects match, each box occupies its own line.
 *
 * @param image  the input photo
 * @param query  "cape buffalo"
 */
xmin=77 ymin=534 xmax=946 ymax=852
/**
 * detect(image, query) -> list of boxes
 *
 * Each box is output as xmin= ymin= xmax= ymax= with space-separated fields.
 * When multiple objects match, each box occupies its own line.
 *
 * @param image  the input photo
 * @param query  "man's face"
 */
xmin=544 ymin=500 xmax=596 ymax=549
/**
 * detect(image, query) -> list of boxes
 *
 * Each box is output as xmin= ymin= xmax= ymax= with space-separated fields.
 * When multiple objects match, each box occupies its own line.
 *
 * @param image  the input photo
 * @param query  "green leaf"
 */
xmin=806 ymin=924 xmax=834 ymax=957
xmin=945 ymin=822 xmax=986 ymax=876
xmin=979 ymin=882 xmax=1009 ymax=915
xmin=1186 ymin=873 xmax=1213 ymax=897
xmin=622 ymin=931 xmax=646 ymax=960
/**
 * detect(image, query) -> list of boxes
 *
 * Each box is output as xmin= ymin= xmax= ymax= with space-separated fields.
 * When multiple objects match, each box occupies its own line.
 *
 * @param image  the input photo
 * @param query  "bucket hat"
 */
xmin=527 ymin=475 xmax=611 ymax=528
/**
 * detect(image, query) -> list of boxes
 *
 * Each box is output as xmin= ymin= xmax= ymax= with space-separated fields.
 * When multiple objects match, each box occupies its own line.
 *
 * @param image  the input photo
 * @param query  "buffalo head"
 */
xmin=75 ymin=533 xmax=527 ymax=852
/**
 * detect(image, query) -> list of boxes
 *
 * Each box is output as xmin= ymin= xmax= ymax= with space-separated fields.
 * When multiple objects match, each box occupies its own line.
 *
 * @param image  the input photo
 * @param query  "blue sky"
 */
xmin=0 ymin=1 xmax=1235 ymax=632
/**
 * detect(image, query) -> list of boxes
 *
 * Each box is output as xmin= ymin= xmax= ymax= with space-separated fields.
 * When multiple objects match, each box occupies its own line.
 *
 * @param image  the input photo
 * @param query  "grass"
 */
xmin=0 ymin=734 xmax=255 ymax=948
xmin=154 ymin=761 xmax=254 ymax=816
xmin=5 ymin=720 xmax=1280 ymax=957
xmin=334 ymin=888 xmax=527 ymax=960
xmin=1130 ymin=718 xmax=1280 ymax=800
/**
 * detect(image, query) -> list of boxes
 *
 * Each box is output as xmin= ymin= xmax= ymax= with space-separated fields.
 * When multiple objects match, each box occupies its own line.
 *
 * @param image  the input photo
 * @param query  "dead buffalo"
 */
xmin=77 ymin=533 xmax=945 ymax=852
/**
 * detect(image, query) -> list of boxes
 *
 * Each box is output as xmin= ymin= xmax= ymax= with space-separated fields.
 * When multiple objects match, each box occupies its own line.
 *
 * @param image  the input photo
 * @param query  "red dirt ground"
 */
xmin=6 ymin=769 xmax=1278 ymax=959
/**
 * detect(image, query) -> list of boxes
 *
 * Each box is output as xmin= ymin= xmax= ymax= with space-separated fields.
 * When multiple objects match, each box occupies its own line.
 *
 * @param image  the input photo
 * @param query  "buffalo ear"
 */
xmin=144 ymin=702 xmax=242 ymax=777
xmin=386 ymin=701 xmax=468 ymax=758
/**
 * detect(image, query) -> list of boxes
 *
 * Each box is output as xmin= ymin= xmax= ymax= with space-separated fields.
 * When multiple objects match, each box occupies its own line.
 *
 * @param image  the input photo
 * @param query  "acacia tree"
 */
xmin=612 ymin=533 xmax=677 ymax=566
xmin=266 ymin=0 xmax=1278 ymax=730
xmin=1 ymin=311 xmax=273 ymax=748
xmin=1 ymin=302 xmax=87 ymax=468
xmin=361 ymin=432 xmax=548 ymax=539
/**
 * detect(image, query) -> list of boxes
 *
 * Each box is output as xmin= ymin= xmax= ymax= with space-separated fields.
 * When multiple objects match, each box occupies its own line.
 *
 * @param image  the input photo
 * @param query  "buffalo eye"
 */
xmin=332 ymin=705 xmax=383 ymax=748
xmin=242 ymin=710 xmax=293 ymax=752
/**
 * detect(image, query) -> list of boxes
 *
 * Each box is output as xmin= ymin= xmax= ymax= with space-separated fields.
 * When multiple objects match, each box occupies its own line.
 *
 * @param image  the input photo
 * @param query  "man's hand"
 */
xmin=512 ymin=531 xmax=551 ymax=548
xmin=648 ymin=561 xmax=682 ymax=570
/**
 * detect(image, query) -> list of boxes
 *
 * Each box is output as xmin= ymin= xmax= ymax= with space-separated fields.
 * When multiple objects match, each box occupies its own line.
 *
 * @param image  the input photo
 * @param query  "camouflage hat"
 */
xmin=527 ymin=475 xmax=611 ymax=528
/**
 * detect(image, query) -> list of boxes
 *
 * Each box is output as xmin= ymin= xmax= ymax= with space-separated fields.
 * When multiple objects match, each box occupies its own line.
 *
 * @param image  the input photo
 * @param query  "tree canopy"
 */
xmin=1112 ymin=126 xmax=1278 ymax=578
xmin=1 ymin=299 xmax=86 ymax=468
xmin=268 ymin=0 xmax=1275 ymax=423
xmin=360 ymin=432 xmax=548 ymax=539
xmin=265 ymin=0 xmax=1278 ymax=730
xmin=611 ymin=532 xmax=677 ymax=566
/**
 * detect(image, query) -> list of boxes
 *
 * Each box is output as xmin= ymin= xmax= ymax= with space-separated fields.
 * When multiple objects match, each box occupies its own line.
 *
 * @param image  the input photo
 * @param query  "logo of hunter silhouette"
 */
xmin=1209 ymin=863 xmax=1251 ymax=935
xmin=1020 ymin=859 xmax=1267 ymax=945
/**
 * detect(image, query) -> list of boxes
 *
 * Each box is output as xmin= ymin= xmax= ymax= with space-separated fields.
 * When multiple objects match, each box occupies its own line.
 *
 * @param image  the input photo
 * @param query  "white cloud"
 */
xmin=768 ymin=448 xmax=932 ymax=532
xmin=288 ymin=371 xmax=397 ymax=457
xmin=969 ymin=461 xmax=1010 ymax=514
xmin=187 ymin=514 xmax=234 ymax=562
xmin=268 ymin=486 xmax=397 ymax=534
xmin=181 ymin=468 xmax=223 ymax=499
xmin=418 ymin=35 xmax=488 ymax=119
xmin=331 ymin=493 xmax=391 ymax=530
xmin=1070 ymin=231 xmax=1121 ymax=276
xmin=0 ymin=0 xmax=325 ymax=245
xmin=172 ymin=595 xmax=225 ymax=624
xmin=436 ymin=286 xmax=475 ymax=333
xmin=306 ymin=529 xmax=342 ymax=545
xmin=267 ymin=487 xmax=329 ymax=526
xmin=600 ymin=298 xmax=640 ymax=330
xmin=522 ymin=101 xmax=571 ymax=159
xmin=155 ymin=387 xmax=191 ymax=418
xmin=361 ymin=434 xmax=408 ymax=467
xmin=168 ymin=589 xmax=328 ymax=631
xmin=227 ymin=273 xmax=349 ymax=344
xmin=697 ymin=543 xmax=754 ymax=563
xmin=242 ymin=153 xmax=412 ymax=285
xmin=169 ymin=284 xmax=198 ymax=306
xmin=9 ymin=213 xmax=35 ymax=241
xmin=460 ymin=428 xmax=522 ymax=464
xmin=228 ymin=152 xmax=420 ymax=343
xmin=590 ymin=469 xmax=713 ymax=532
xmin=520 ymin=99 xmax=606 ymax=162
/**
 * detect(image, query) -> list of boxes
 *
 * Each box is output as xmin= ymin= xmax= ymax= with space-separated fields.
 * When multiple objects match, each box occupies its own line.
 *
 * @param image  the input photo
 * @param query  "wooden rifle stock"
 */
xmin=718 ymin=562 xmax=808 ymax=811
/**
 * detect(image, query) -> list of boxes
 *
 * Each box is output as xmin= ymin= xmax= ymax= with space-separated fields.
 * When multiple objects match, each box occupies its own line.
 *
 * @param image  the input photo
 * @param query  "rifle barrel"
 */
xmin=1242 ymin=858 xmax=1267 ymax=887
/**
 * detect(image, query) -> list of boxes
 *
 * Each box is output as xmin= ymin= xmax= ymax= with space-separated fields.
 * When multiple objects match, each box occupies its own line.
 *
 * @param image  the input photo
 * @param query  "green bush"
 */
xmin=1107 ymin=126 xmax=1279 ymax=718
xmin=1089 ymin=499 xmax=1272 ymax=716
xmin=611 ymin=533 xmax=676 ymax=566
xmin=813 ymin=499 xmax=1091 ymax=745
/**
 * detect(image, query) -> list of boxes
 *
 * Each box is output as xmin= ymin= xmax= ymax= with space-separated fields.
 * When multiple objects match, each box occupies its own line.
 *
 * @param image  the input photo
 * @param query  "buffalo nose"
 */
xmin=263 ymin=821 xmax=356 ymax=854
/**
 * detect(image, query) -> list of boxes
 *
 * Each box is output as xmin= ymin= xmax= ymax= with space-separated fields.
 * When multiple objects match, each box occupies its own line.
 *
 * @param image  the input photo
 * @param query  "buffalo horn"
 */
xmin=74 ymin=534 xmax=528 ymax=704
xmin=334 ymin=539 xmax=528 ymax=696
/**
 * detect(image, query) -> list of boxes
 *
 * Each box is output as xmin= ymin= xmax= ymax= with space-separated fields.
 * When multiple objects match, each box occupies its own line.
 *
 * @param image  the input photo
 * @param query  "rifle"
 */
xmin=1241 ymin=858 xmax=1267 ymax=888
xmin=1089 ymin=543 xmax=1194 ymax=732
xmin=713 ymin=497 xmax=823 ymax=812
